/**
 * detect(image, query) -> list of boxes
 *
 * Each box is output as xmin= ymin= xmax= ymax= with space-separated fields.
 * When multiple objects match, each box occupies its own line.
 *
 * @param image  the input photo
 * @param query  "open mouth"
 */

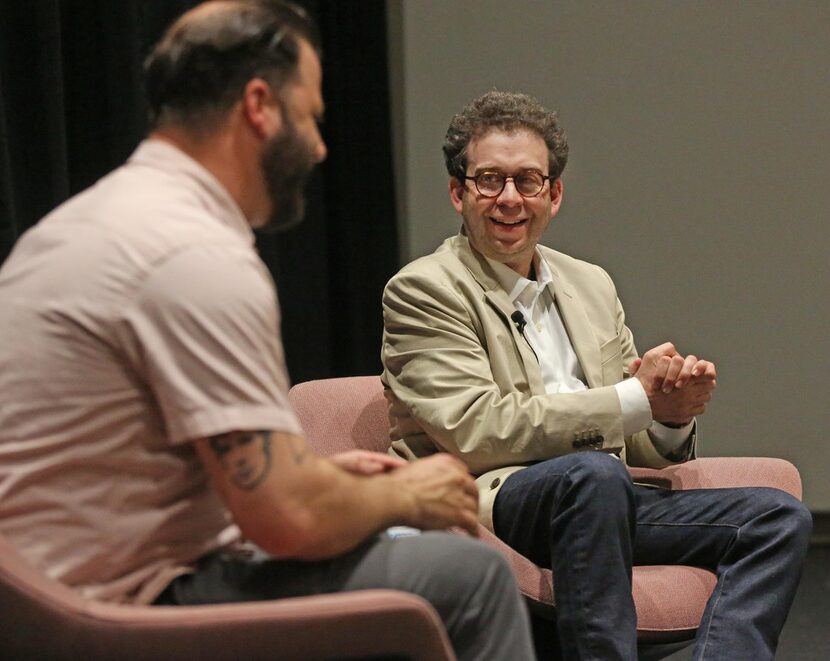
xmin=489 ymin=217 xmax=528 ymax=227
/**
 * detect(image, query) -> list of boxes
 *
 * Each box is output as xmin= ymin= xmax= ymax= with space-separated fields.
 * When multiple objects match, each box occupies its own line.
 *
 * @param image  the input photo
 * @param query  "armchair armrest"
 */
xmin=628 ymin=457 xmax=802 ymax=500
xmin=79 ymin=590 xmax=455 ymax=661
xmin=1 ymin=532 xmax=456 ymax=661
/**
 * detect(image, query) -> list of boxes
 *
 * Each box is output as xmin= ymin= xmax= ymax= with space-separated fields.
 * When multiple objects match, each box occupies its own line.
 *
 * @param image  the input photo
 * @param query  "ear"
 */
xmin=241 ymin=78 xmax=282 ymax=139
xmin=449 ymin=177 xmax=465 ymax=213
xmin=549 ymin=177 xmax=564 ymax=217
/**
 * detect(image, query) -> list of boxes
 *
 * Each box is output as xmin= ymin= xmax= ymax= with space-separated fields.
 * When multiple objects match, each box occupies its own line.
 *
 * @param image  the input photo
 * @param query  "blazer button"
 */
xmin=490 ymin=477 xmax=501 ymax=489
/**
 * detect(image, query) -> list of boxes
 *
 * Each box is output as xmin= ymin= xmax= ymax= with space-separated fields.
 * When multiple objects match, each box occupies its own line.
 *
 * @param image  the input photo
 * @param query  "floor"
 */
xmin=663 ymin=545 xmax=830 ymax=660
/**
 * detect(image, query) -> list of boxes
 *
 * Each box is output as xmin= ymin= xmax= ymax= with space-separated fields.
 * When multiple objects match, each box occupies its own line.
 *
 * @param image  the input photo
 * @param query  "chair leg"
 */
xmin=637 ymin=639 xmax=694 ymax=661
xmin=529 ymin=611 xmax=562 ymax=660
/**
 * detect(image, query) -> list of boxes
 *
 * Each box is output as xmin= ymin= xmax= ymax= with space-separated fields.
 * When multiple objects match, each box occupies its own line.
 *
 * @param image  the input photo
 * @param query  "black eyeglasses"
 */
xmin=464 ymin=170 xmax=551 ymax=198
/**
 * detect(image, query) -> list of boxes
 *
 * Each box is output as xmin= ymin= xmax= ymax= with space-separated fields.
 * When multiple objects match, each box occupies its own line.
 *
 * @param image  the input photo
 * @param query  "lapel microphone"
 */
xmin=510 ymin=311 xmax=527 ymax=334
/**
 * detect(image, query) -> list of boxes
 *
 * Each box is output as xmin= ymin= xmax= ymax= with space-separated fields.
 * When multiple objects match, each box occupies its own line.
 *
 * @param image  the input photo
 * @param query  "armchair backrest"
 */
xmin=288 ymin=375 xmax=389 ymax=454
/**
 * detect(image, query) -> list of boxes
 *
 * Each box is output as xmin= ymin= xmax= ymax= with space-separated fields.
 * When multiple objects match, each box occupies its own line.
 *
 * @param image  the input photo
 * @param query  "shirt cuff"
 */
xmin=648 ymin=419 xmax=695 ymax=456
xmin=614 ymin=378 xmax=652 ymax=437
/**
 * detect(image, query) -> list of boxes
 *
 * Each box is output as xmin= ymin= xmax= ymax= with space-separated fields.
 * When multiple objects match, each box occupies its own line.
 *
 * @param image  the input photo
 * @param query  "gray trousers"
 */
xmin=155 ymin=531 xmax=535 ymax=661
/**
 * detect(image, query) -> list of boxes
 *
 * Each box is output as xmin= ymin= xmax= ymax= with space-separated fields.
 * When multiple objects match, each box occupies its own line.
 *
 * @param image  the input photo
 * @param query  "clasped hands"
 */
xmin=330 ymin=449 xmax=480 ymax=536
xmin=629 ymin=342 xmax=717 ymax=426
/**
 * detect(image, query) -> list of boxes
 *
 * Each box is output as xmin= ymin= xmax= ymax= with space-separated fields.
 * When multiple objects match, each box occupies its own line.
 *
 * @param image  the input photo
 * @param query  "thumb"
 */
xmin=628 ymin=357 xmax=642 ymax=376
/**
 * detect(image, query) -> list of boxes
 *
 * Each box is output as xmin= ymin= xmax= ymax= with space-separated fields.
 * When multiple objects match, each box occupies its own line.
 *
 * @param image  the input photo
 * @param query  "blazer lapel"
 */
xmin=452 ymin=233 xmax=547 ymax=394
xmin=548 ymin=261 xmax=603 ymax=388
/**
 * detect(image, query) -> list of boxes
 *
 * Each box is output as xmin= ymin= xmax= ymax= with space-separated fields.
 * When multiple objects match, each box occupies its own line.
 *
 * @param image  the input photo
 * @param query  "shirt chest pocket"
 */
xmin=599 ymin=336 xmax=624 ymax=385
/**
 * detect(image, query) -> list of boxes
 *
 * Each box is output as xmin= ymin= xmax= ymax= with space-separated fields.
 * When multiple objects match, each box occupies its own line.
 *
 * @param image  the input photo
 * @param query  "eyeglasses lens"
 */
xmin=476 ymin=172 xmax=545 ymax=197
xmin=477 ymin=173 xmax=503 ymax=196
xmin=515 ymin=172 xmax=544 ymax=196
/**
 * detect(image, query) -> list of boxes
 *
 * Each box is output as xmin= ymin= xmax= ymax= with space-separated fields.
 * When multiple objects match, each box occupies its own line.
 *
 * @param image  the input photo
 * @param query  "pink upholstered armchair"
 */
xmin=288 ymin=375 xmax=804 ymax=659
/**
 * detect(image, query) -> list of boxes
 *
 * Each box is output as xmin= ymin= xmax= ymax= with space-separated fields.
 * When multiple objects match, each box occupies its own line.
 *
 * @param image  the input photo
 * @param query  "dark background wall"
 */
xmin=0 ymin=0 xmax=400 ymax=383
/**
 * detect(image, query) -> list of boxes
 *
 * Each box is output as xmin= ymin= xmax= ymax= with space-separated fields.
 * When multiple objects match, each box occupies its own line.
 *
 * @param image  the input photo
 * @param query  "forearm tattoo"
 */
xmin=209 ymin=430 xmax=273 ymax=491
xmin=285 ymin=434 xmax=308 ymax=465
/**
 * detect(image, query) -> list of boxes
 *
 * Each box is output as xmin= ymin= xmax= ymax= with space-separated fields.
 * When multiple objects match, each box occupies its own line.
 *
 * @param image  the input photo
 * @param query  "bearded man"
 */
xmin=0 ymin=4 xmax=535 ymax=660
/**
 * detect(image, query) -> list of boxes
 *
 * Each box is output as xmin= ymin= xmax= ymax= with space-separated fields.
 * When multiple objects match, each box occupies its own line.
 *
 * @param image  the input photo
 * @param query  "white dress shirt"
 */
xmin=485 ymin=251 xmax=692 ymax=456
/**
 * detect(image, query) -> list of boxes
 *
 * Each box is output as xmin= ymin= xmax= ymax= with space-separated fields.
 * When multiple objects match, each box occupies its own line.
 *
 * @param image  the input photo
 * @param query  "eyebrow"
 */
xmin=473 ymin=167 xmax=545 ymax=174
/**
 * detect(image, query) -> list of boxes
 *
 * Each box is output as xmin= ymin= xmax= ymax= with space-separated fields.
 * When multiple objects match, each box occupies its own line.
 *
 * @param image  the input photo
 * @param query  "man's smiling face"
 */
xmin=450 ymin=128 xmax=563 ymax=278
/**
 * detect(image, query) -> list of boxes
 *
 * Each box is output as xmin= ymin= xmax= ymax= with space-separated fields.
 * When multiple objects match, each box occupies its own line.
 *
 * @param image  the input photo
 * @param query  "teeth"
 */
xmin=491 ymin=218 xmax=527 ymax=226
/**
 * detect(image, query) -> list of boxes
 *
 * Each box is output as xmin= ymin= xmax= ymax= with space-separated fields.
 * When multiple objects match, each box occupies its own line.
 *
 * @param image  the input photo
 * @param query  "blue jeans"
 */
xmin=493 ymin=452 xmax=812 ymax=661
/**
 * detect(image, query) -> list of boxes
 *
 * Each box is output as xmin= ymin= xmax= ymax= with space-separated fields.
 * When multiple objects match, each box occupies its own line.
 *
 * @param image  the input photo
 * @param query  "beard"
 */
xmin=259 ymin=119 xmax=316 ymax=233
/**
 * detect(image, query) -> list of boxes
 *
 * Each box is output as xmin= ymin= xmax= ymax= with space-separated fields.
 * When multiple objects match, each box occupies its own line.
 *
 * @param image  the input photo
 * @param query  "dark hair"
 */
xmin=143 ymin=0 xmax=321 ymax=131
xmin=443 ymin=90 xmax=569 ymax=181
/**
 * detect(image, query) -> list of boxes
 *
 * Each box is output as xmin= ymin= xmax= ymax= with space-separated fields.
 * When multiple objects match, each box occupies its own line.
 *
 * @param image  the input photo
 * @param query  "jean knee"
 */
xmin=751 ymin=488 xmax=812 ymax=550
xmin=458 ymin=537 xmax=512 ymax=577
xmin=467 ymin=544 xmax=520 ymax=601
xmin=420 ymin=534 xmax=512 ymax=584
xmin=435 ymin=537 xmax=521 ymax=610
xmin=566 ymin=451 xmax=633 ymax=496
xmin=777 ymin=491 xmax=813 ymax=547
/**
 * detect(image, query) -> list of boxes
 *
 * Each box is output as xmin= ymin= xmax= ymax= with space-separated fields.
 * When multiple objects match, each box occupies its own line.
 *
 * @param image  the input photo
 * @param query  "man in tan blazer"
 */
xmin=381 ymin=90 xmax=811 ymax=660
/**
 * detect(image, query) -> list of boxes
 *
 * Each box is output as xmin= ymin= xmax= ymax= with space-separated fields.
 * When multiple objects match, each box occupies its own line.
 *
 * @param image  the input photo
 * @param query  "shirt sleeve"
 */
xmin=614 ymin=377 xmax=652 ymax=437
xmin=119 ymin=244 xmax=303 ymax=444
xmin=614 ymin=377 xmax=694 ymax=456
xmin=648 ymin=420 xmax=695 ymax=456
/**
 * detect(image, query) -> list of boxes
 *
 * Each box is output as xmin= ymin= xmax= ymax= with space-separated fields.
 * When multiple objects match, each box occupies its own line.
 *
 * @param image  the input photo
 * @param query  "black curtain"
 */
xmin=0 ymin=0 xmax=400 ymax=383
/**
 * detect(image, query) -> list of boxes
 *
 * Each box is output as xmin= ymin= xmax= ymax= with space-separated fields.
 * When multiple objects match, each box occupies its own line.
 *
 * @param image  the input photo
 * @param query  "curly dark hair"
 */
xmin=443 ymin=90 xmax=569 ymax=182
xmin=143 ymin=0 xmax=321 ymax=131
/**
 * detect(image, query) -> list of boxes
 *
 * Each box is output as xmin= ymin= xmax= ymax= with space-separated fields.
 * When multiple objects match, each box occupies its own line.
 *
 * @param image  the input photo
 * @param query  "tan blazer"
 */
xmin=381 ymin=232 xmax=694 ymax=531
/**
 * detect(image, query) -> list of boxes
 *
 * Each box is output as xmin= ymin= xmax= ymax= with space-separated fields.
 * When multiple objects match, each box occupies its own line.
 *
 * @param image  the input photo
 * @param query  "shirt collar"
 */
xmin=484 ymin=249 xmax=554 ymax=308
xmin=128 ymin=139 xmax=254 ymax=244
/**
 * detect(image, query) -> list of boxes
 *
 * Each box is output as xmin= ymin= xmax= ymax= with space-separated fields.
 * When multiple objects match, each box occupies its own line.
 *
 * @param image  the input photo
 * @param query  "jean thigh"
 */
xmin=633 ymin=485 xmax=783 ymax=567
xmin=493 ymin=452 xmax=631 ymax=568
xmin=155 ymin=537 xmax=386 ymax=605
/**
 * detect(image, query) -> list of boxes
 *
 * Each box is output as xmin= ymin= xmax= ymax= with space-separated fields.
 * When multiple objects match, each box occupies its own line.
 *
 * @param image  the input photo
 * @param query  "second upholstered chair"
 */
xmin=288 ymin=375 xmax=804 ymax=660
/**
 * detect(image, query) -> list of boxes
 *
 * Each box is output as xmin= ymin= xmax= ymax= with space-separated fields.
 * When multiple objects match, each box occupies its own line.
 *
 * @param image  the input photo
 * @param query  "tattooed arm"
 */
xmin=194 ymin=430 xmax=479 ymax=560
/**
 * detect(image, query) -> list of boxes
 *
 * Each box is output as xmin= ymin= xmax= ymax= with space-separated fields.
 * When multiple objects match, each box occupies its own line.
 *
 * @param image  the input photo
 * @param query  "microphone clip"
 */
xmin=510 ymin=310 xmax=527 ymax=334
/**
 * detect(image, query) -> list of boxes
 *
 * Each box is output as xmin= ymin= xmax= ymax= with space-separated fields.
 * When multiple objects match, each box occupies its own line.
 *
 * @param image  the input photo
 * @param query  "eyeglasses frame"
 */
xmin=463 ymin=169 xmax=553 ymax=199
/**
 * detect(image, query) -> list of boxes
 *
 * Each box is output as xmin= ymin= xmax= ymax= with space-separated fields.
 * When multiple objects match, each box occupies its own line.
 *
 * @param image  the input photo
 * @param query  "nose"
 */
xmin=496 ymin=177 xmax=522 ymax=206
xmin=313 ymin=132 xmax=327 ymax=164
